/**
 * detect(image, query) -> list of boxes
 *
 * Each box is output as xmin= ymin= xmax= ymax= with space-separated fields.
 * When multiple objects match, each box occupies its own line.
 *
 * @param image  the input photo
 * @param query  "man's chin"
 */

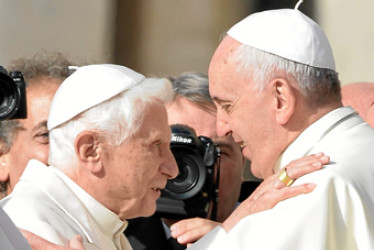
xmin=141 ymin=203 xmax=157 ymax=218
xmin=242 ymin=147 xmax=253 ymax=164
xmin=249 ymin=163 xmax=265 ymax=179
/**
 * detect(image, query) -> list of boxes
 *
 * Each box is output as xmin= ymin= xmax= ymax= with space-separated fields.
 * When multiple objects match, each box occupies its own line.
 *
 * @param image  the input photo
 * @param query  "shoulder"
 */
xmin=1 ymin=182 xmax=53 ymax=224
xmin=0 ymin=184 xmax=71 ymax=245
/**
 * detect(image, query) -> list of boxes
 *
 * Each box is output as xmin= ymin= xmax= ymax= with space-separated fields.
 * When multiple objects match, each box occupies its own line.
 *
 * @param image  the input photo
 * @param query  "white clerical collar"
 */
xmin=274 ymin=107 xmax=358 ymax=172
xmin=49 ymin=166 xmax=128 ymax=238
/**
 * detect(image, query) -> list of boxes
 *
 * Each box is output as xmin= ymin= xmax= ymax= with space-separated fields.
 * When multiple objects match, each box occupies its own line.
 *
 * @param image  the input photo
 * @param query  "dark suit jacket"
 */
xmin=125 ymin=181 xmax=261 ymax=250
xmin=126 ymin=215 xmax=185 ymax=250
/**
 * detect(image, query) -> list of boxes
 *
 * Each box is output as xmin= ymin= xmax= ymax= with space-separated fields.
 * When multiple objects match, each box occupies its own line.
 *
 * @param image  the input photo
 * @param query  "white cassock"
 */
xmin=0 ymin=206 xmax=31 ymax=250
xmin=189 ymin=107 xmax=374 ymax=250
xmin=0 ymin=160 xmax=133 ymax=250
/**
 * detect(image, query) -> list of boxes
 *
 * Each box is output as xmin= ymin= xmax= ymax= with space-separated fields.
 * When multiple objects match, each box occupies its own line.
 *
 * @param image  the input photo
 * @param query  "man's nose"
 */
xmin=216 ymin=118 xmax=232 ymax=137
xmin=161 ymin=149 xmax=179 ymax=179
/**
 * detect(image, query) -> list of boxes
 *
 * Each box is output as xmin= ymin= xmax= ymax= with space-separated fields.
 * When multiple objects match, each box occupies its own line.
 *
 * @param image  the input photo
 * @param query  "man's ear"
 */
xmin=0 ymin=152 xmax=10 ymax=183
xmin=74 ymin=131 xmax=102 ymax=174
xmin=271 ymin=78 xmax=296 ymax=125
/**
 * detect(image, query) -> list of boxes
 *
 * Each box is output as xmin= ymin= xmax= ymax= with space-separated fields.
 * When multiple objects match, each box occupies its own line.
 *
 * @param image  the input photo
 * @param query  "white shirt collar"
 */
xmin=49 ymin=166 xmax=128 ymax=239
xmin=21 ymin=160 xmax=128 ymax=246
xmin=274 ymin=106 xmax=358 ymax=172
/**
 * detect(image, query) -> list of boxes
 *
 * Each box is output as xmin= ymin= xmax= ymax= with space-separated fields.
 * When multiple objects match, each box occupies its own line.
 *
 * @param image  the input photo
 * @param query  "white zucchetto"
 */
xmin=227 ymin=8 xmax=336 ymax=70
xmin=48 ymin=64 xmax=145 ymax=130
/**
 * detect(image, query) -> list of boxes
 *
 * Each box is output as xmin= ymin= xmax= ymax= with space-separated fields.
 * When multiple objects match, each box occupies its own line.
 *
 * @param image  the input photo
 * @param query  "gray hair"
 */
xmin=48 ymin=78 xmax=174 ymax=168
xmin=7 ymin=51 xmax=72 ymax=84
xmin=233 ymin=44 xmax=341 ymax=107
xmin=169 ymin=72 xmax=215 ymax=111
xmin=0 ymin=52 xmax=73 ymax=153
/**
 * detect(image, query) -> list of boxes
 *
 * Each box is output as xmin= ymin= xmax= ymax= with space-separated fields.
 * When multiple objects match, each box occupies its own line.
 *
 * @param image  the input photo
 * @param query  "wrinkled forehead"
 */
xmin=137 ymin=101 xmax=170 ymax=135
xmin=209 ymin=37 xmax=248 ymax=100
xmin=210 ymin=36 xmax=242 ymax=70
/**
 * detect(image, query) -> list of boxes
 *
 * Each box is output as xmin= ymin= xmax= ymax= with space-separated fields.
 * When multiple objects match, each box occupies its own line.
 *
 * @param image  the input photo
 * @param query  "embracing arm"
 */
xmin=171 ymin=153 xmax=329 ymax=246
xmin=20 ymin=229 xmax=86 ymax=250
xmin=222 ymin=153 xmax=329 ymax=231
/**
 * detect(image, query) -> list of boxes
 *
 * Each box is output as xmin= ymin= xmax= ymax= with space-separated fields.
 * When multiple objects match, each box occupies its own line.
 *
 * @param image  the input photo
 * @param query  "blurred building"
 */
xmin=0 ymin=0 xmax=372 ymax=84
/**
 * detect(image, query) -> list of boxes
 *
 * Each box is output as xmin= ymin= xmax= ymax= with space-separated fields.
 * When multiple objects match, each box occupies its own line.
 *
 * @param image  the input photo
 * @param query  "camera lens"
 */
xmin=156 ymin=124 xmax=218 ymax=219
xmin=0 ymin=72 xmax=20 ymax=120
xmin=163 ymin=147 xmax=206 ymax=200
xmin=168 ymin=152 xmax=200 ymax=193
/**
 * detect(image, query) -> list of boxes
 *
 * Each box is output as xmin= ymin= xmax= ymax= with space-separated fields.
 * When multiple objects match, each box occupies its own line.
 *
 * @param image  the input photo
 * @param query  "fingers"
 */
xmin=284 ymin=153 xmax=329 ymax=179
xmin=221 ymin=178 xmax=318 ymax=232
xmin=276 ymin=183 xmax=316 ymax=201
xmin=68 ymin=235 xmax=85 ymax=249
xmin=19 ymin=229 xmax=85 ymax=250
xmin=221 ymin=154 xmax=327 ymax=233
xmin=170 ymin=218 xmax=208 ymax=238
xmin=274 ymin=153 xmax=329 ymax=188
xmin=19 ymin=229 xmax=39 ymax=247
xmin=170 ymin=218 xmax=220 ymax=245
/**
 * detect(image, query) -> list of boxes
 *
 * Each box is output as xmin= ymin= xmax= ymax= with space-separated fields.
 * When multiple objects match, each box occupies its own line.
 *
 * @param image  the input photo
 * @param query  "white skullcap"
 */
xmin=227 ymin=8 xmax=335 ymax=70
xmin=47 ymin=64 xmax=145 ymax=130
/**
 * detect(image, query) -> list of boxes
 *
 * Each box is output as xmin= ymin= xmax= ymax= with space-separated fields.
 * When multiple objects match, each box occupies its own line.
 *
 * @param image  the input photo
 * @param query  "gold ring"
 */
xmin=278 ymin=168 xmax=294 ymax=187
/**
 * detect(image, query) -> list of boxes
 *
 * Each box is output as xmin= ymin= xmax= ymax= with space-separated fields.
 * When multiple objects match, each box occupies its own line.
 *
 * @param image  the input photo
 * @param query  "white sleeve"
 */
xmin=1 ymin=196 xmax=67 ymax=245
xmin=190 ymin=170 xmax=374 ymax=250
xmin=187 ymin=226 xmax=231 ymax=250
xmin=0 ymin=207 xmax=32 ymax=250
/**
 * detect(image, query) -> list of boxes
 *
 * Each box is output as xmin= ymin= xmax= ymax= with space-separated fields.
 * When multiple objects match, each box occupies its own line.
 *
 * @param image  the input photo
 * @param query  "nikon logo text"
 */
xmin=171 ymin=135 xmax=192 ymax=144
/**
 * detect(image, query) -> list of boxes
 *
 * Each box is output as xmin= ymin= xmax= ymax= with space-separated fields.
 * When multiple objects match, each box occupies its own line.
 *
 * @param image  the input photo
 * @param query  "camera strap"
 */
xmin=209 ymin=148 xmax=221 ymax=221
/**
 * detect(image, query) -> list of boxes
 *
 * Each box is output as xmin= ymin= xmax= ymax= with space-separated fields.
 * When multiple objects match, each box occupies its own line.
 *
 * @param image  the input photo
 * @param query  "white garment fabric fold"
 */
xmin=0 ymin=206 xmax=31 ymax=250
xmin=0 ymin=160 xmax=132 ymax=250
xmin=189 ymin=107 xmax=374 ymax=250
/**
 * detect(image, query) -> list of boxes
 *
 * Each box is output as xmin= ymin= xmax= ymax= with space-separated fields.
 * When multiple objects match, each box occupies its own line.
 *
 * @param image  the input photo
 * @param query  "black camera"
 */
xmin=0 ymin=66 xmax=27 ymax=121
xmin=156 ymin=124 xmax=221 ymax=220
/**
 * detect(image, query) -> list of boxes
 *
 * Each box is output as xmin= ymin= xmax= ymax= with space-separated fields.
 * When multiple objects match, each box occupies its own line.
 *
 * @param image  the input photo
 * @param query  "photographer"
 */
xmin=341 ymin=82 xmax=374 ymax=128
xmin=0 ymin=52 xmax=85 ymax=249
xmin=126 ymin=73 xmax=244 ymax=250
xmin=0 ymin=52 xmax=73 ymax=198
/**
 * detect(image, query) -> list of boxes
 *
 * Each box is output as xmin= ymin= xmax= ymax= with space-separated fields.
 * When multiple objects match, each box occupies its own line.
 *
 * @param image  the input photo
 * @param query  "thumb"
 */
xmin=69 ymin=235 xmax=85 ymax=249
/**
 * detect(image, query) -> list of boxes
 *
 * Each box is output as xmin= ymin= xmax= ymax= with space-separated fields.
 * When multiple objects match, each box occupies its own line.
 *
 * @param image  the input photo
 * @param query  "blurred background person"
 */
xmin=126 ymin=72 xmax=245 ymax=249
xmin=166 ymin=72 xmax=245 ymax=223
xmin=341 ymin=82 xmax=374 ymax=128
xmin=0 ymin=52 xmax=83 ymax=249
xmin=0 ymin=52 xmax=73 ymax=199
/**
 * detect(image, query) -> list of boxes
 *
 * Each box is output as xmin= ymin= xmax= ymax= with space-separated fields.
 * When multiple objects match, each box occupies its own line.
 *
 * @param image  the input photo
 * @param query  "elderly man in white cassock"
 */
xmin=0 ymin=64 xmax=179 ymax=249
xmin=188 ymin=2 xmax=374 ymax=250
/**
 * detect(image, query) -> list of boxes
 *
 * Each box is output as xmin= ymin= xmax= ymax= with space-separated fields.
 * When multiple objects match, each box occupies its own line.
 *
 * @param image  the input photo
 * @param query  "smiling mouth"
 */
xmin=240 ymin=142 xmax=246 ymax=150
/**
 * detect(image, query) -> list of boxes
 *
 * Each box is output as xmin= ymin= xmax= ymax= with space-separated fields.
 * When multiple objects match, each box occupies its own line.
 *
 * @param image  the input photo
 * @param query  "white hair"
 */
xmin=48 ymin=78 xmax=174 ymax=168
xmin=233 ymin=44 xmax=341 ymax=106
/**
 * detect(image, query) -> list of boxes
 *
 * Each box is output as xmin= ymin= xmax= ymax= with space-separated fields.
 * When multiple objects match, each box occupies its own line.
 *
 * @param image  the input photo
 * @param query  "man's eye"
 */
xmin=218 ymin=148 xmax=233 ymax=157
xmin=220 ymin=150 xmax=229 ymax=156
xmin=221 ymin=104 xmax=232 ymax=113
xmin=35 ymin=132 xmax=49 ymax=144
xmin=153 ymin=141 xmax=162 ymax=149
xmin=37 ymin=131 xmax=49 ymax=138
